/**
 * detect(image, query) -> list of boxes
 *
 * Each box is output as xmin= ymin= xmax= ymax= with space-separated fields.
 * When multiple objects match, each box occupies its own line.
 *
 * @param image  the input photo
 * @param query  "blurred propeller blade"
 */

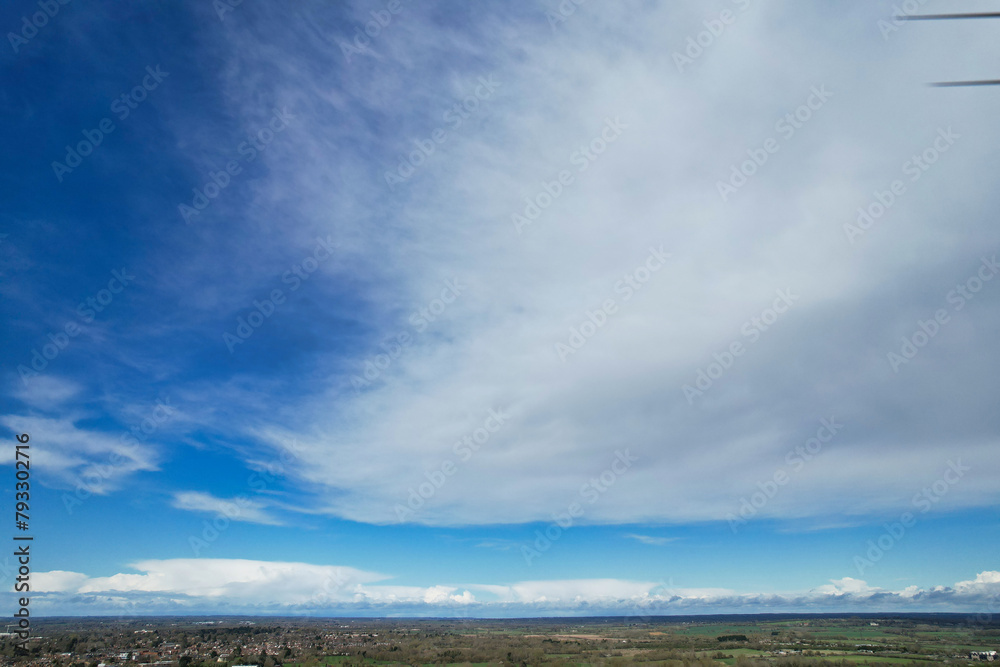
xmin=898 ymin=12 xmax=1000 ymax=20
xmin=930 ymin=79 xmax=1000 ymax=87
xmin=901 ymin=9 xmax=1000 ymax=86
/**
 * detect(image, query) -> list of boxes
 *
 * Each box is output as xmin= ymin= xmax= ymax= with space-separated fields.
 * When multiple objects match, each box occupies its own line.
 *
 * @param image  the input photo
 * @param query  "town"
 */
xmin=1 ymin=615 xmax=998 ymax=666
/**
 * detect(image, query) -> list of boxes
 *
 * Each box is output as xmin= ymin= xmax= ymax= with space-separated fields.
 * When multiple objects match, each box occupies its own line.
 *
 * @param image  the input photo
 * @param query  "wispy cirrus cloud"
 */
xmin=171 ymin=491 xmax=284 ymax=526
xmin=10 ymin=375 xmax=82 ymax=409
xmin=623 ymin=533 xmax=678 ymax=546
xmin=5 ymin=0 xmax=1000 ymax=533
xmin=171 ymin=0 xmax=1000 ymax=531
xmin=0 ymin=413 xmax=158 ymax=492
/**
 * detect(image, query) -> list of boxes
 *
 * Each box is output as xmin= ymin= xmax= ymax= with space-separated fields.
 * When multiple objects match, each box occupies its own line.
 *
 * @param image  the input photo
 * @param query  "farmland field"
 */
xmin=13 ymin=614 xmax=1000 ymax=666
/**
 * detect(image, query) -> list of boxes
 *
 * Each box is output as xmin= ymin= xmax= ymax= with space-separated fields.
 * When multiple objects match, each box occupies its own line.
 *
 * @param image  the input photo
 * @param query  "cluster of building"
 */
xmin=1 ymin=623 xmax=390 ymax=667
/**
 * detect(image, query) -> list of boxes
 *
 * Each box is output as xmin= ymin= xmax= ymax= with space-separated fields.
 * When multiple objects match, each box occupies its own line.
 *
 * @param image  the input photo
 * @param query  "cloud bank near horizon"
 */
xmin=15 ymin=559 xmax=1000 ymax=617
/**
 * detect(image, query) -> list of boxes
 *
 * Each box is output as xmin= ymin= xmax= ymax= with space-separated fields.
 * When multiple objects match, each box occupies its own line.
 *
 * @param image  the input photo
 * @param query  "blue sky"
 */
xmin=2 ymin=0 xmax=1000 ymax=617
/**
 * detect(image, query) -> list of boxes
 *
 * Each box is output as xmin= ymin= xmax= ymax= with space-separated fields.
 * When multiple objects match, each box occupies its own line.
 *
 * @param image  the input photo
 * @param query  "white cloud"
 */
xmin=623 ymin=533 xmax=676 ymax=546
xmin=75 ymin=559 xmax=387 ymax=602
xmin=16 ymin=3 xmax=996 ymax=533
xmin=473 ymin=579 xmax=662 ymax=605
xmin=16 ymin=560 xmax=1000 ymax=616
xmin=813 ymin=577 xmax=875 ymax=596
xmin=955 ymin=571 xmax=1000 ymax=594
xmin=171 ymin=491 xmax=284 ymax=526
xmin=11 ymin=375 xmax=81 ymax=409
xmin=0 ymin=413 xmax=157 ymax=492
xmin=33 ymin=570 xmax=89 ymax=593
xmin=190 ymin=0 xmax=1000 ymax=529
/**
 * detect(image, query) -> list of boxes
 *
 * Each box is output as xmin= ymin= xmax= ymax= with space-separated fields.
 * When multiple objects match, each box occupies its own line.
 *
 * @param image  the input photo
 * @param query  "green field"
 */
xmin=16 ymin=615 xmax=1000 ymax=667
